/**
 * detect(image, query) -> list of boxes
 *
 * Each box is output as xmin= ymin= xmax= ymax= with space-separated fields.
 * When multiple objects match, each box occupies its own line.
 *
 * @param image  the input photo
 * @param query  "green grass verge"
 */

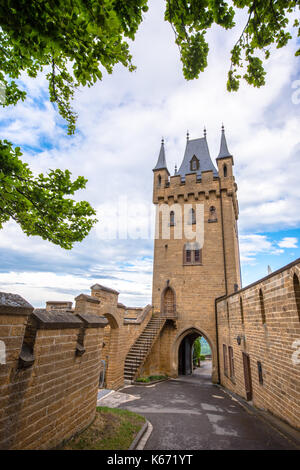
xmin=63 ymin=407 xmax=146 ymax=450
xmin=136 ymin=374 xmax=168 ymax=383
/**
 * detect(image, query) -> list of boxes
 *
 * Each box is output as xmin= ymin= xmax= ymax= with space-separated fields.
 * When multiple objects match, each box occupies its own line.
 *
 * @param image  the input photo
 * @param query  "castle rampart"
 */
xmin=217 ymin=258 xmax=300 ymax=429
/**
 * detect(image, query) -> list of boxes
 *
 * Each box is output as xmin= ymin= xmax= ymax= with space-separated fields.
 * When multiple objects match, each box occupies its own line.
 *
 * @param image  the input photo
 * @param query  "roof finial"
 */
xmin=221 ymin=123 xmax=225 ymax=133
xmin=186 ymin=130 xmax=189 ymax=141
xmin=204 ymin=126 xmax=207 ymax=138
xmin=161 ymin=136 xmax=164 ymax=145
xmin=174 ymin=164 xmax=177 ymax=175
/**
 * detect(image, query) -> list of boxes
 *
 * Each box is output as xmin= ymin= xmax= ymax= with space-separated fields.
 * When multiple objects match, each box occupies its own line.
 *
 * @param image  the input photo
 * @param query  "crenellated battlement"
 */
xmin=153 ymin=171 xmax=239 ymax=221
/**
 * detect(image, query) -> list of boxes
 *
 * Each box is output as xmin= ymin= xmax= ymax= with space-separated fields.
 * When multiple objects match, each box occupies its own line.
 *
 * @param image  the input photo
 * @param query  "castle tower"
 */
xmin=148 ymin=127 xmax=241 ymax=383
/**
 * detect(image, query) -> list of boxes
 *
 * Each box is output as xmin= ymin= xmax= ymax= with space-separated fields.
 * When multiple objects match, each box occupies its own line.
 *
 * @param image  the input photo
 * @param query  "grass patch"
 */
xmin=63 ymin=407 xmax=145 ymax=450
xmin=136 ymin=374 xmax=168 ymax=383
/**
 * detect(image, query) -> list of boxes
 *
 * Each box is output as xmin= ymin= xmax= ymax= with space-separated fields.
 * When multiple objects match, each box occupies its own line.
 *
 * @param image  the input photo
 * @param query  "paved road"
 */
xmin=117 ymin=362 xmax=297 ymax=450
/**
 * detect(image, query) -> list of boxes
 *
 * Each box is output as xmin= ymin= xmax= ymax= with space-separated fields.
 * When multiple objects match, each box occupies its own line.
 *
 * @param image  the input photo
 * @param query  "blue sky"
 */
xmin=0 ymin=2 xmax=299 ymax=307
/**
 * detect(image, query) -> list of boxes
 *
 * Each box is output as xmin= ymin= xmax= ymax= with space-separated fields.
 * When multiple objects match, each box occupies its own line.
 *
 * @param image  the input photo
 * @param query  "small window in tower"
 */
xmin=223 ymin=164 xmax=228 ymax=177
xmin=188 ymin=208 xmax=196 ymax=225
xmin=208 ymin=206 xmax=217 ymax=222
xmin=183 ymin=243 xmax=202 ymax=265
xmin=195 ymin=249 xmax=200 ymax=263
xmin=190 ymin=155 xmax=199 ymax=172
xmin=157 ymin=174 xmax=161 ymax=188
xmin=186 ymin=250 xmax=191 ymax=263
xmin=170 ymin=211 xmax=175 ymax=226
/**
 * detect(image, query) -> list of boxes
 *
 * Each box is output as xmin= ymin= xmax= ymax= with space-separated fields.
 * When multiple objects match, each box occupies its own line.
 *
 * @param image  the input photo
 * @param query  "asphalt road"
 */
xmin=118 ymin=362 xmax=297 ymax=450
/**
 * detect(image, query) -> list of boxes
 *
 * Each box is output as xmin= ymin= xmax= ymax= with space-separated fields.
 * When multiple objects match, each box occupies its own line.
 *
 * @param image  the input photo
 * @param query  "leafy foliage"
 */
xmin=193 ymin=337 xmax=201 ymax=361
xmin=0 ymin=0 xmax=148 ymax=133
xmin=165 ymin=0 xmax=299 ymax=91
xmin=0 ymin=1 xmax=298 ymax=247
xmin=0 ymin=140 xmax=96 ymax=249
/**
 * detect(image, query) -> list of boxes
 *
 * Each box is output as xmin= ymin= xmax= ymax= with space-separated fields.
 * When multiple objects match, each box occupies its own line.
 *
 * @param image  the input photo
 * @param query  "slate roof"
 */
xmin=153 ymin=140 xmax=169 ymax=173
xmin=176 ymin=137 xmax=218 ymax=180
xmin=217 ymin=127 xmax=232 ymax=159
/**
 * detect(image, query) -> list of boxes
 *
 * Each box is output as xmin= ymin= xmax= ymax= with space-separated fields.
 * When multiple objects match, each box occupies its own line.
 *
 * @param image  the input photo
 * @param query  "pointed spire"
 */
xmin=153 ymin=137 xmax=169 ymax=172
xmin=217 ymin=124 xmax=232 ymax=159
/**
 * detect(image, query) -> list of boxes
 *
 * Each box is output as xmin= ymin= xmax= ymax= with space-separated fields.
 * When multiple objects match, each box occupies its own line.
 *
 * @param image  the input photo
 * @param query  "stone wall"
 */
xmin=0 ymin=292 xmax=106 ymax=450
xmin=216 ymin=258 xmax=300 ymax=429
xmin=73 ymin=285 xmax=152 ymax=390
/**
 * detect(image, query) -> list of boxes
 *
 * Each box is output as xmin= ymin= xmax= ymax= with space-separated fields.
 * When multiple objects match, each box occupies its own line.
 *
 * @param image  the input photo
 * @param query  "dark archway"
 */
xmin=178 ymin=331 xmax=212 ymax=376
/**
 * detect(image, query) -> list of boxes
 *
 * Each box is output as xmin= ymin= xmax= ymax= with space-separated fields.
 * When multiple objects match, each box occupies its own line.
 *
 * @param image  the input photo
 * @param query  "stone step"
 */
xmin=124 ymin=369 xmax=139 ymax=375
xmin=124 ymin=368 xmax=138 ymax=374
xmin=127 ymin=345 xmax=155 ymax=355
xmin=125 ymin=359 xmax=143 ymax=365
xmin=140 ymin=329 xmax=159 ymax=333
xmin=133 ymin=342 xmax=153 ymax=348
xmin=132 ymin=342 xmax=153 ymax=348
xmin=127 ymin=352 xmax=147 ymax=358
xmin=126 ymin=359 xmax=145 ymax=364
xmin=124 ymin=372 xmax=137 ymax=378
xmin=124 ymin=317 xmax=166 ymax=379
xmin=136 ymin=337 xmax=156 ymax=342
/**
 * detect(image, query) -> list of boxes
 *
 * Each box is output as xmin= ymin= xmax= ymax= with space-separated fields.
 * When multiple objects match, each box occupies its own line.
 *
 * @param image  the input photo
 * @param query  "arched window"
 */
xmin=208 ymin=206 xmax=217 ymax=222
xmin=293 ymin=273 xmax=300 ymax=321
xmin=259 ymin=289 xmax=266 ymax=324
xmin=188 ymin=208 xmax=196 ymax=225
xmin=170 ymin=210 xmax=175 ymax=226
xmin=190 ymin=155 xmax=199 ymax=171
xmin=157 ymin=174 xmax=161 ymax=188
xmin=185 ymin=248 xmax=192 ymax=263
xmin=240 ymin=297 xmax=244 ymax=324
xmin=183 ymin=242 xmax=202 ymax=265
xmin=223 ymin=164 xmax=228 ymax=177
xmin=163 ymin=287 xmax=175 ymax=315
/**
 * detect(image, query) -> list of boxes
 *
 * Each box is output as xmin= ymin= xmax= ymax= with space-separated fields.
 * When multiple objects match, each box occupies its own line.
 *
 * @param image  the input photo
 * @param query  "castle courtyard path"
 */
xmin=116 ymin=362 xmax=298 ymax=450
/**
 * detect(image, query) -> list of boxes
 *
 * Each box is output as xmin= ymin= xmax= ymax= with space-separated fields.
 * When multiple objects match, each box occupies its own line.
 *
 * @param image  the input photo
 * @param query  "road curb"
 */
xmin=129 ymin=420 xmax=153 ymax=450
xmin=217 ymin=384 xmax=300 ymax=449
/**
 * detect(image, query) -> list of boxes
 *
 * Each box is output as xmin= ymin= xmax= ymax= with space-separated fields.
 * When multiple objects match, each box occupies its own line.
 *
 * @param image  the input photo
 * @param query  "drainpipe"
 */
xmin=219 ymin=178 xmax=228 ymax=297
xmin=215 ymin=178 xmax=228 ymax=384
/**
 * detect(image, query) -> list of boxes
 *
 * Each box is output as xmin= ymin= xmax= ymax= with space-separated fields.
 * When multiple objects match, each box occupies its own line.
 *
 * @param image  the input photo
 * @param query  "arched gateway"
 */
xmin=171 ymin=327 xmax=216 ymax=381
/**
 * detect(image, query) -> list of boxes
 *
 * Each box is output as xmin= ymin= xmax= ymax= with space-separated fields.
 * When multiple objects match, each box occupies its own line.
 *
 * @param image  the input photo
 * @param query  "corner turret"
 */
xmin=216 ymin=125 xmax=234 ymax=178
xmin=153 ymin=138 xmax=170 ymax=202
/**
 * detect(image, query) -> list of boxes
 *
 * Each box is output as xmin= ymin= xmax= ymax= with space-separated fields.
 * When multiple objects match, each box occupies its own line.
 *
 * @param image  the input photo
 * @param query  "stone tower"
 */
xmin=147 ymin=127 xmax=241 ymax=383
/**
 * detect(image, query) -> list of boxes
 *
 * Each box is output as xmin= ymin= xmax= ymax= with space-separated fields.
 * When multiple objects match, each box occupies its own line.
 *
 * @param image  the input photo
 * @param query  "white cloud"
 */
xmin=0 ymin=1 xmax=299 ymax=305
xmin=278 ymin=237 xmax=298 ymax=248
xmin=240 ymin=235 xmax=285 ymax=264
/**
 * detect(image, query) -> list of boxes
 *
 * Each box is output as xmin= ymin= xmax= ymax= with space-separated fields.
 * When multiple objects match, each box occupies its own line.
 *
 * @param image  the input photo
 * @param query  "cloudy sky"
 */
xmin=0 ymin=2 xmax=299 ymax=308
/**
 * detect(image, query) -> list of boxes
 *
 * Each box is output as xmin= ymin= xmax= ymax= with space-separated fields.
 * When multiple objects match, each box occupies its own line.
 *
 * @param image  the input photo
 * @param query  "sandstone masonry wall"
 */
xmin=0 ymin=292 xmax=106 ymax=450
xmin=217 ymin=259 xmax=300 ymax=429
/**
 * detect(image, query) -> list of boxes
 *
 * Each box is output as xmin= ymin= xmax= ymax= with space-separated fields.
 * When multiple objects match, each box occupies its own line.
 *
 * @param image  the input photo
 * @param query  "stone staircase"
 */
xmin=124 ymin=314 xmax=166 ymax=382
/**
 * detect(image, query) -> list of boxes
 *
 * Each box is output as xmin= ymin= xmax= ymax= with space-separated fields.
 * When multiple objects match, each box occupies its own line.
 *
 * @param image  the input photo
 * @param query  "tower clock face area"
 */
xmin=151 ymin=129 xmax=241 ymax=382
